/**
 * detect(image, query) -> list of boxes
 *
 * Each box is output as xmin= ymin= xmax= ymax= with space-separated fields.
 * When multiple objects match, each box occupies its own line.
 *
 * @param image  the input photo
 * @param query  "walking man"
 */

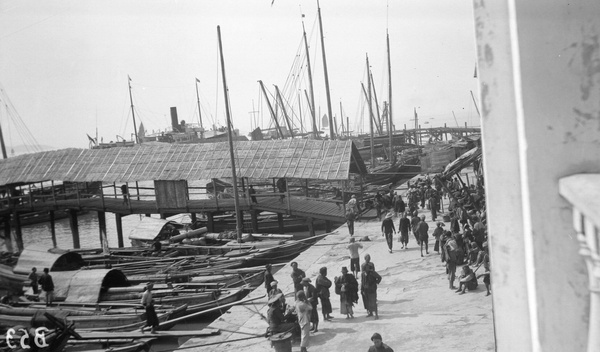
xmin=418 ymin=215 xmax=430 ymax=257
xmin=38 ymin=268 xmax=54 ymax=306
xmin=381 ymin=212 xmax=396 ymax=253
xmin=398 ymin=212 xmax=411 ymax=249
xmin=347 ymin=237 xmax=363 ymax=278
xmin=346 ymin=210 xmax=356 ymax=236
xmin=432 ymin=222 xmax=445 ymax=253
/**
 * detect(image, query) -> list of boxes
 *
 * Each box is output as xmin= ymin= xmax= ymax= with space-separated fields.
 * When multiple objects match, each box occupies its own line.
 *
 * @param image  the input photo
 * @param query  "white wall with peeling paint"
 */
xmin=473 ymin=0 xmax=600 ymax=351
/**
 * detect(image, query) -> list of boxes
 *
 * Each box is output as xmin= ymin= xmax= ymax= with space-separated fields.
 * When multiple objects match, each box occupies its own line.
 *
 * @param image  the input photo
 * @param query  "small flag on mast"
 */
xmin=196 ymin=78 xmax=200 ymax=83
xmin=128 ymin=75 xmax=132 ymax=82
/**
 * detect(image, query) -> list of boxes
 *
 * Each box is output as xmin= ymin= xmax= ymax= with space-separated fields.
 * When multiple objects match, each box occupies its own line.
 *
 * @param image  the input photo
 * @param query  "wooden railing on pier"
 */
xmin=0 ymin=187 xmax=347 ymax=223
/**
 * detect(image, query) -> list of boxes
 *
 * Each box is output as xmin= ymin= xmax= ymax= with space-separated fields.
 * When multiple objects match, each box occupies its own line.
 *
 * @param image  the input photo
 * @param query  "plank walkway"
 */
xmin=2 ymin=194 xmax=347 ymax=222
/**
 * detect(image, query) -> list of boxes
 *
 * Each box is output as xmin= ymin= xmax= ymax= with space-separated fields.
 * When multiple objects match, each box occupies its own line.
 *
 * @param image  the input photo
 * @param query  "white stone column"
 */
xmin=472 ymin=0 xmax=532 ymax=349
xmin=473 ymin=0 xmax=600 ymax=350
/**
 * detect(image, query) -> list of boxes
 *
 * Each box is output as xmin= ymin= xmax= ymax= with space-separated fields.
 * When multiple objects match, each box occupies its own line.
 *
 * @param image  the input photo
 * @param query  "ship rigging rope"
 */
xmin=0 ymin=84 xmax=42 ymax=154
xmin=175 ymin=335 xmax=265 ymax=350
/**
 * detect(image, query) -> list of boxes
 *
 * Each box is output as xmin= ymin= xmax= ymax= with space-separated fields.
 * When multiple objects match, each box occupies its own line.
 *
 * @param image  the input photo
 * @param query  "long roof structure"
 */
xmin=0 ymin=139 xmax=367 ymax=186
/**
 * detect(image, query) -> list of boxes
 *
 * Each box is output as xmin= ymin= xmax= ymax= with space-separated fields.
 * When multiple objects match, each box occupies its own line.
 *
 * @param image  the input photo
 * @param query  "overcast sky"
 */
xmin=0 ymin=0 xmax=479 ymax=152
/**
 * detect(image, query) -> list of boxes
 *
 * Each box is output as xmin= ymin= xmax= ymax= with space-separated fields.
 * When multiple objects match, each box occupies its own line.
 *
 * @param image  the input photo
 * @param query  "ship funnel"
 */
xmin=170 ymin=107 xmax=180 ymax=132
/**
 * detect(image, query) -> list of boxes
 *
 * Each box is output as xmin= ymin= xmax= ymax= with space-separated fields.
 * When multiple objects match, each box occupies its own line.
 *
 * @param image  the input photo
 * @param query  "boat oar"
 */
xmin=159 ymin=294 xmax=266 ymax=327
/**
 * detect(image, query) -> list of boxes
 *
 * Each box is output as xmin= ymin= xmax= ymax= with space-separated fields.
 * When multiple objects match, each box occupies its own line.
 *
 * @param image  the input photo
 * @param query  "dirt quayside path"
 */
xmin=178 ymin=180 xmax=495 ymax=352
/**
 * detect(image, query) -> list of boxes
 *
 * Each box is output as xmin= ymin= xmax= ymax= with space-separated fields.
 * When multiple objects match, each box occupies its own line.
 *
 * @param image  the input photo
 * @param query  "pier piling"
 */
xmin=49 ymin=211 xmax=57 ymax=248
xmin=115 ymin=213 xmax=124 ymax=248
xmin=98 ymin=211 xmax=107 ymax=250
xmin=68 ymin=209 xmax=80 ymax=249
xmin=2 ymin=215 xmax=12 ymax=252
xmin=13 ymin=212 xmax=23 ymax=252
xmin=277 ymin=213 xmax=284 ymax=234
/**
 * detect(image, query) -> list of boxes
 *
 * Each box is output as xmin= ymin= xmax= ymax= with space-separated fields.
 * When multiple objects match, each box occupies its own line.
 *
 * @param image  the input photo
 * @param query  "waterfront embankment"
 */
xmin=178 ymin=174 xmax=495 ymax=352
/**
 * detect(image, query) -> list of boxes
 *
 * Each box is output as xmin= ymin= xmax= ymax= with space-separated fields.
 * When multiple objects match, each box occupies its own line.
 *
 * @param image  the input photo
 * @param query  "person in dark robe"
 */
xmin=432 ymin=222 xmax=445 ymax=253
xmin=290 ymin=261 xmax=306 ymax=294
xmin=267 ymin=293 xmax=296 ymax=334
xmin=28 ymin=267 xmax=38 ymax=295
xmin=346 ymin=210 xmax=356 ymax=236
xmin=276 ymin=178 xmax=287 ymax=202
xmin=398 ymin=212 xmax=411 ymax=249
xmin=417 ymin=215 xmax=430 ymax=257
xmin=315 ymin=267 xmax=333 ymax=321
xmin=38 ymin=268 xmax=54 ymax=306
xmin=361 ymin=254 xmax=380 ymax=319
xmin=301 ymin=278 xmax=319 ymax=332
xmin=335 ymin=266 xmax=358 ymax=319
xmin=120 ymin=184 xmax=129 ymax=205
xmin=380 ymin=212 xmax=396 ymax=253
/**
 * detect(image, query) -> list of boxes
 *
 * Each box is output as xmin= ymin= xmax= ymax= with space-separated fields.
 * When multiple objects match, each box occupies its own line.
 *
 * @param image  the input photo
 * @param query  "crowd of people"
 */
xmin=263 ymin=171 xmax=488 ymax=351
xmin=376 ymin=173 xmax=491 ymax=296
xmin=265 ymin=252 xmax=386 ymax=351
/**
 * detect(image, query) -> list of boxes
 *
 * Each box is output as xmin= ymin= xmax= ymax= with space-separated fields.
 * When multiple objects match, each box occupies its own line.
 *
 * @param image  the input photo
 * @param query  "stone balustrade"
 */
xmin=559 ymin=174 xmax=600 ymax=352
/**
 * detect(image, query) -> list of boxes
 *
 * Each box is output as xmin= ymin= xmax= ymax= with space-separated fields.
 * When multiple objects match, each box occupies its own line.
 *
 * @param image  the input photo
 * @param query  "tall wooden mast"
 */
xmin=339 ymin=101 xmax=344 ymax=138
xmin=302 ymin=21 xmax=318 ymax=139
xmin=361 ymin=83 xmax=381 ymax=135
xmin=370 ymin=72 xmax=383 ymax=133
xmin=259 ymin=80 xmax=283 ymax=139
xmin=195 ymin=78 xmax=204 ymax=139
xmin=275 ymin=85 xmax=295 ymax=138
xmin=127 ymin=75 xmax=140 ymax=144
xmin=387 ymin=31 xmax=394 ymax=162
xmin=0 ymin=121 xmax=7 ymax=159
xmin=217 ymin=25 xmax=243 ymax=243
xmin=317 ymin=1 xmax=334 ymax=139
xmin=367 ymin=54 xmax=375 ymax=167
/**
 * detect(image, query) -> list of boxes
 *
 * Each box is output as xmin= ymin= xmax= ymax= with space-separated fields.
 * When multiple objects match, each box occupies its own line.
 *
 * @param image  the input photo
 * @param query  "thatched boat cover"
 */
xmin=129 ymin=217 xmax=175 ymax=242
xmin=52 ymin=269 xmax=129 ymax=303
xmin=0 ymin=140 xmax=367 ymax=186
xmin=13 ymin=244 xmax=84 ymax=275
xmin=443 ymin=146 xmax=482 ymax=176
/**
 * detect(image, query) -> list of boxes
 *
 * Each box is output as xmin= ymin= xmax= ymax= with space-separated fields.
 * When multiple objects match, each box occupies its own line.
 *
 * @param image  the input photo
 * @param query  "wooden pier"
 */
xmin=0 ymin=140 xmax=370 ymax=252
